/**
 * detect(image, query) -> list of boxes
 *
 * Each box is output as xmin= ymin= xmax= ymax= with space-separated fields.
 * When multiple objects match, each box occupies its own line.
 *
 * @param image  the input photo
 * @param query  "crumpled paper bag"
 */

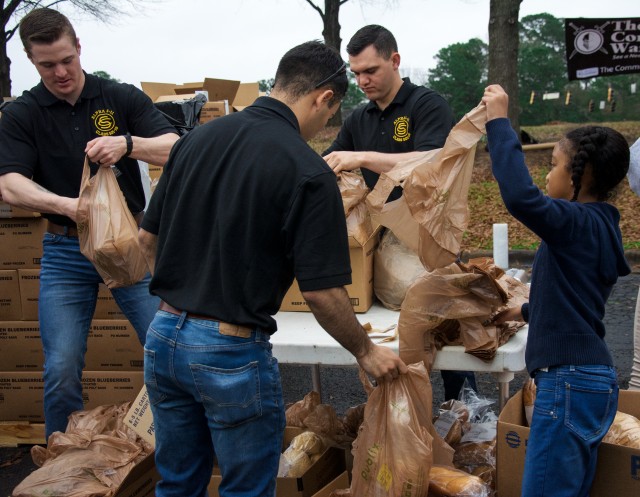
xmin=366 ymin=104 xmax=486 ymax=271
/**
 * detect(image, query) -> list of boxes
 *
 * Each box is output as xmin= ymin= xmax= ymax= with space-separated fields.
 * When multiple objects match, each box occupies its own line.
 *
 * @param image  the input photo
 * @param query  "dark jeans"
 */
xmin=441 ymin=370 xmax=477 ymax=401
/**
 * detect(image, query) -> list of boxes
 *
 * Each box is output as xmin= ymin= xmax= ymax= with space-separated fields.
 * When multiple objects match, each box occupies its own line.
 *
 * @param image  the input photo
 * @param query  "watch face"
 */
xmin=574 ymin=29 xmax=605 ymax=55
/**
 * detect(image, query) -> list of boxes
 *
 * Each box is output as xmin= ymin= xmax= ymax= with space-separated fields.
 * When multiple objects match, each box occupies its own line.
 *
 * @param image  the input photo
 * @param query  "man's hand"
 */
xmin=303 ymin=286 xmax=408 ymax=383
xmin=85 ymin=135 xmax=127 ymax=167
xmin=481 ymin=84 xmax=509 ymax=122
xmin=356 ymin=343 xmax=408 ymax=383
xmin=323 ymin=151 xmax=365 ymax=174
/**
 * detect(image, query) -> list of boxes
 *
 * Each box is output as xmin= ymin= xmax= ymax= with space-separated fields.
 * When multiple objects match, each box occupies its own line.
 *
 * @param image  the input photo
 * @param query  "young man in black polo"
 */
xmin=324 ymin=24 xmax=476 ymax=400
xmin=0 ymin=8 xmax=179 ymax=439
xmin=138 ymin=41 xmax=407 ymax=497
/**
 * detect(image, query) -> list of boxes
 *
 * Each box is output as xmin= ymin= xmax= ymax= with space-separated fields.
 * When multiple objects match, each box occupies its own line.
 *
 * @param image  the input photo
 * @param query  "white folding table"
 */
xmin=271 ymin=303 xmax=528 ymax=410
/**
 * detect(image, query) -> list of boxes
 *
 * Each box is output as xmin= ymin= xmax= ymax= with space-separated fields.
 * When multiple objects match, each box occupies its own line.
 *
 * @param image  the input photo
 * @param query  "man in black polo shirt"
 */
xmin=324 ymin=24 xmax=476 ymax=400
xmin=0 ymin=8 xmax=178 ymax=439
xmin=138 ymin=41 xmax=407 ymax=497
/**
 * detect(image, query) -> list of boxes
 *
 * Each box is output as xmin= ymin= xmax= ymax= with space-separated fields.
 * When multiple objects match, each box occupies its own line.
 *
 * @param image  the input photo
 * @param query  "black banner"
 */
xmin=565 ymin=17 xmax=640 ymax=80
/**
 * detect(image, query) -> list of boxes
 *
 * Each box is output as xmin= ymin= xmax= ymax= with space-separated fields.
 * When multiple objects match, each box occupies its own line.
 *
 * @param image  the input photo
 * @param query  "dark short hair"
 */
xmin=273 ymin=41 xmax=347 ymax=106
xmin=19 ymin=8 xmax=77 ymax=55
xmin=346 ymin=25 xmax=398 ymax=59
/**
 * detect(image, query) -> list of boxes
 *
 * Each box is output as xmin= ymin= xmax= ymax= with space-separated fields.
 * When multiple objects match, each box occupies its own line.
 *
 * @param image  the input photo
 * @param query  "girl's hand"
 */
xmin=492 ymin=306 xmax=523 ymax=324
xmin=482 ymin=84 xmax=509 ymax=121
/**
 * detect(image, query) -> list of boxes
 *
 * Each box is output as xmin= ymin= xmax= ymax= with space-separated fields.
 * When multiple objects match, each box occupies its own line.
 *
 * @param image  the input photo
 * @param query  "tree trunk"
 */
xmin=321 ymin=0 xmax=345 ymax=126
xmin=488 ymin=0 xmax=522 ymax=136
xmin=0 ymin=34 xmax=11 ymax=97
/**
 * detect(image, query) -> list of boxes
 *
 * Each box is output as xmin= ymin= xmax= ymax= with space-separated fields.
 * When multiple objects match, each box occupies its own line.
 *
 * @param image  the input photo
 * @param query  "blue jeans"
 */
xmin=144 ymin=311 xmax=285 ymax=497
xmin=39 ymin=233 xmax=158 ymax=438
xmin=441 ymin=370 xmax=477 ymax=401
xmin=522 ymin=365 xmax=618 ymax=497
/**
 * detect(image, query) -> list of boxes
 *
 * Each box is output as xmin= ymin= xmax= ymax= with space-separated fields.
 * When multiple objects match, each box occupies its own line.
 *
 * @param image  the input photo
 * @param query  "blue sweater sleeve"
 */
xmin=486 ymin=118 xmax=578 ymax=244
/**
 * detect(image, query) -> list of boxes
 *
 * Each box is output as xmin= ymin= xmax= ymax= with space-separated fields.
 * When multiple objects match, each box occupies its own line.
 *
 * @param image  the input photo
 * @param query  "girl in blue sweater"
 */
xmin=483 ymin=84 xmax=630 ymax=497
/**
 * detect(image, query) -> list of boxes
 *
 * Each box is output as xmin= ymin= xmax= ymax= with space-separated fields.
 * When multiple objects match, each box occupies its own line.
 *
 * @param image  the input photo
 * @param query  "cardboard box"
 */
xmin=279 ymin=227 xmax=380 ymax=313
xmin=0 ymin=218 xmax=45 ymax=269
xmin=0 ymin=371 xmax=144 ymax=422
xmin=94 ymin=283 xmax=126 ymax=319
xmin=111 ymin=453 xmax=159 ymax=497
xmin=497 ymin=389 xmax=640 ymax=497
xmin=0 ymin=321 xmax=43 ymax=370
xmin=311 ymin=471 xmax=349 ymax=497
xmin=87 ymin=320 xmax=143 ymax=370
xmin=0 ymin=270 xmax=21 ymax=320
xmin=208 ymin=427 xmax=346 ymax=497
xmin=0 ymin=319 xmax=141 ymax=371
xmin=141 ymin=78 xmax=259 ymax=121
xmin=18 ymin=268 xmax=39 ymax=320
xmin=0 ymin=201 xmax=40 ymax=218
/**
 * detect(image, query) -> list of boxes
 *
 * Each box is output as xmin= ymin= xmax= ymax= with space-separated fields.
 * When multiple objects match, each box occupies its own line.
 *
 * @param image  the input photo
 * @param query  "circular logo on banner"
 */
xmin=393 ymin=116 xmax=410 ymax=142
xmin=91 ymin=109 xmax=118 ymax=136
xmin=574 ymin=29 xmax=605 ymax=55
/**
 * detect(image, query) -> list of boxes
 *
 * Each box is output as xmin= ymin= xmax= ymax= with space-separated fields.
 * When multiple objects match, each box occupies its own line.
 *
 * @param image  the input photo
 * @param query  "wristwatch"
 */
xmin=124 ymin=132 xmax=133 ymax=157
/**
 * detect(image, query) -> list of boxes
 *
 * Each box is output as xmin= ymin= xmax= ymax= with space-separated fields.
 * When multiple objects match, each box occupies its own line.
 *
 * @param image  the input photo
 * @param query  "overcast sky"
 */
xmin=6 ymin=0 xmax=637 ymax=95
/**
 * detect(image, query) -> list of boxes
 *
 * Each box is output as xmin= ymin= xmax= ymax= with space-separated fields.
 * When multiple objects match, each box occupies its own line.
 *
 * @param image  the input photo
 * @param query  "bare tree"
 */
xmin=1 ymin=1 xmax=137 ymax=96
xmin=304 ymin=0 xmax=350 ymax=125
xmin=487 ymin=0 xmax=522 ymax=135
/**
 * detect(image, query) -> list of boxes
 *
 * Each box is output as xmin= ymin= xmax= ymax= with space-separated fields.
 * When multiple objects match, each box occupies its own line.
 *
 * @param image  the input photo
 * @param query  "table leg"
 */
xmin=311 ymin=364 xmax=322 ymax=401
xmin=494 ymin=372 xmax=515 ymax=411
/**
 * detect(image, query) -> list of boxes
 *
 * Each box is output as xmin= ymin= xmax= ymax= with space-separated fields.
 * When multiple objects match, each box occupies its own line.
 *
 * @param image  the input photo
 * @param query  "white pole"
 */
xmin=493 ymin=223 xmax=509 ymax=269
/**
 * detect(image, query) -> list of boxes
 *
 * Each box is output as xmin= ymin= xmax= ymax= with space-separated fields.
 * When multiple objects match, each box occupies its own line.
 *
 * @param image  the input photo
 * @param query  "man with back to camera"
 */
xmin=324 ymin=24 xmax=476 ymax=400
xmin=138 ymin=40 xmax=408 ymax=497
xmin=0 ymin=8 xmax=179 ymax=439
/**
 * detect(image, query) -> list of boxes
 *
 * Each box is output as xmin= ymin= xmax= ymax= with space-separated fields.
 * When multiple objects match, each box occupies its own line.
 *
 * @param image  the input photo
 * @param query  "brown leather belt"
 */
xmin=158 ymin=301 xmax=252 ymax=338
xmin=47 ymin=212 xmax=144 ymax=237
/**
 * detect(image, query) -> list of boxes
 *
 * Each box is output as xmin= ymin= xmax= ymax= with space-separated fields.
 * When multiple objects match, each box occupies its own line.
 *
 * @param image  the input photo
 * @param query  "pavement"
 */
xmin=2 ymin=255 xmax=639 ymax=495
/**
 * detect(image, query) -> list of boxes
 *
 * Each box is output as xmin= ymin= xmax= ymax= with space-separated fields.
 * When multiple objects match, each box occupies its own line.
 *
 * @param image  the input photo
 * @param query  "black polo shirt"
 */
xmin=0 ymin=73 xmax=176 ymax=226
xmin=324 ymin=78 xmax=454 ymax=199
xmin=142 ymin=97 xmax=351 ymax=333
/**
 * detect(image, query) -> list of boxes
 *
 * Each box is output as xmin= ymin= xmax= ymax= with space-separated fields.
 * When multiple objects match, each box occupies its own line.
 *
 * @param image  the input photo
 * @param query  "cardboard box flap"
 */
xmin=140 ymin=82 xmax=177 ymax=102
xmin=202 ymin=78 xmax=241 ymax=104
xmin=233 ymin=82 xmax=260 ymax=109
xmin=348 ymin=223 xmax=381 ymax=248
xmin=154 ymin=93 xmax=199 ymax=103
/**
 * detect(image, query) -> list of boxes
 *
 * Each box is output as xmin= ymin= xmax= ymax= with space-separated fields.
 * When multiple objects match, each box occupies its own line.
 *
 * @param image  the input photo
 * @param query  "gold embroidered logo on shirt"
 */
xmin=91 ymin=109 xmax=119 ymax=136
xmin=393 ymin=116 xmax=410 ymax=142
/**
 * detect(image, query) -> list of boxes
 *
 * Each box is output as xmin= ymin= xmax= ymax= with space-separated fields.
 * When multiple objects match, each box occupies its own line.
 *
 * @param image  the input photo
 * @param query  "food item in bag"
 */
xmin=291 ymin=430 xmax=325 ymax=455
xmin=278 ymin=446 xmax=312 ymax=478
xmin=429 ymin=465 xmax=489 ymax=497
xmin=603 ymin=411 xmax=640 ymax=448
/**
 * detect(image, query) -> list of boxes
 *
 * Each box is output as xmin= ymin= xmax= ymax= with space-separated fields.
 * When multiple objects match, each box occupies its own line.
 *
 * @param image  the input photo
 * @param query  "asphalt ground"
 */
xmin=2 ymin=260 xmax=639 ymax=495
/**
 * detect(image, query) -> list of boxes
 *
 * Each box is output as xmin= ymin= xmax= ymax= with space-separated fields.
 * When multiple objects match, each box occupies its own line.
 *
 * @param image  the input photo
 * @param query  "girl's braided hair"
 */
xmin=561 ymin=126 xmax=630 ymax=202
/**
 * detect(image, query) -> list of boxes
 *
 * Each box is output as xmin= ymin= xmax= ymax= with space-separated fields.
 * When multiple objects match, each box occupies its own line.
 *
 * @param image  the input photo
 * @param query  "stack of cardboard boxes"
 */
xmin=0 ymin=201 xmax=144 ymax=423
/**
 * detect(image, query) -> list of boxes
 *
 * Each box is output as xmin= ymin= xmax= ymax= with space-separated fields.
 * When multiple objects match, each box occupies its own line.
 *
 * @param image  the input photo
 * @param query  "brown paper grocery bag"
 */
xmin=366 ymin=104 xmax=487 ymax=271
xmin=76 ymin=157 xmax=148 ymax=288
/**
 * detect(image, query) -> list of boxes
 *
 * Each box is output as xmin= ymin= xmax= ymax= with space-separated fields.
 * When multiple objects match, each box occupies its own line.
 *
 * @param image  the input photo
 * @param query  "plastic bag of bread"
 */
xmin=278 ymin=446 xmax=312 ymax=477
xmin=350 ymin=362 xmax=433 ymax=496
xmin=278 ymin=430 xmax=326 ymax=477
xmin=285 ymin=390 xmax=320 ymax=427
xmin=522 ymin=378 xmax=536 ymax=427
xmin=603 ymin=411 xmax=640 ymax=448
xmin=373 ymin=229 xmax=425 ymax=310
xmin=434 ymin=399 xmax=471 ymax=446
xmin=291 ymin=430 xmax=325 ymax=455
xmin=429 ymin=465 xmax=490 ymax=497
